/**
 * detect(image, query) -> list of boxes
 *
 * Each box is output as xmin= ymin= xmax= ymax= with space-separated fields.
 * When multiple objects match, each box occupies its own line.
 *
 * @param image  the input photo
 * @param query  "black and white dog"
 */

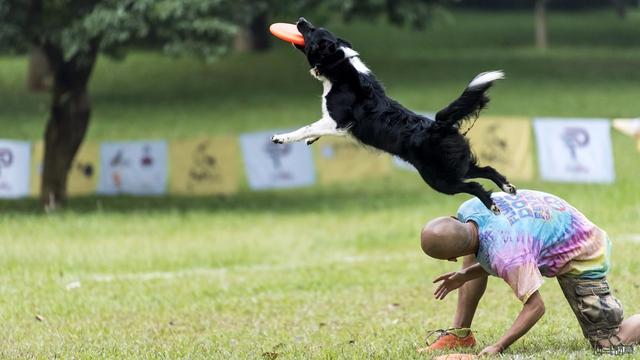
xmin=271 ymin=18 xmax=515 ymax=213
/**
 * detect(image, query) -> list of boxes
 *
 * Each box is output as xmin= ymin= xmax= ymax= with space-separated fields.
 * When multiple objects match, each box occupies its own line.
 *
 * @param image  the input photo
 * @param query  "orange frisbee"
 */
xmin=269 ymin=23 xmax=304 ymax=46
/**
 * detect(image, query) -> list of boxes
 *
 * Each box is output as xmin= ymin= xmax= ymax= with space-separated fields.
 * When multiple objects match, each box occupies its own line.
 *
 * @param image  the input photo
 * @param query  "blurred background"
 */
xmin=1 ymin=1 xmax=640 ymax=358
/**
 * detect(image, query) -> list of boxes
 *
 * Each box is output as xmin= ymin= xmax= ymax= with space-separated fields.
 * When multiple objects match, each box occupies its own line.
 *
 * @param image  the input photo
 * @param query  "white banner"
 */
xmin=97 ymin=141 xmax=168 ymax=195
xmin=534 ymin=118 xmax=615 ymax=183
xmin=0 ymin=140 xmax=31 ymax=198
xmin=240 ymin=130 xmax=315 ymax=190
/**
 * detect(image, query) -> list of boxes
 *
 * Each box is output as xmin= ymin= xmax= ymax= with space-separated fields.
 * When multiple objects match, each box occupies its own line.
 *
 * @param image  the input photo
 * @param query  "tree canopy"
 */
xmin=0 ymin=0 xmax=238 ymax=61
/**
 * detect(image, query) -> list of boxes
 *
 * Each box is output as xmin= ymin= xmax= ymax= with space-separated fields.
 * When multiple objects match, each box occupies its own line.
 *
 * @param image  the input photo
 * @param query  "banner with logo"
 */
xmin=315 ymin=137 xmax=390 ymax=184
xmin=466 ymin=117 xmax=534 ymax=181
xmin=97 ymin=141 xmax=168 ymax=195
xmin=0 ymin=140 xmax=31 ymax=198
xmin=534 ymin=118 xmax=615 ymax=183
xmin=240 ymin=130 xmax=315 ymax=190
xmin=30 ymin=141 xmax=99 ymax=196
xmin=169 ymin=137 xmax=239 ymax=195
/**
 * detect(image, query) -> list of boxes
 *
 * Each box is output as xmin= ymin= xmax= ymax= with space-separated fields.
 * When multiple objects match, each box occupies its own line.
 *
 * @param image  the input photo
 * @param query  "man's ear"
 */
xmin=337 ymin=38 xmax=352 ymax=48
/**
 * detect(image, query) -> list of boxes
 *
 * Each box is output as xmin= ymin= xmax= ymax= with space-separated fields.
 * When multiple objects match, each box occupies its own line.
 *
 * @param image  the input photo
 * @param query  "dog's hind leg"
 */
xmin=465 ymin=164 xmax=516 ymax=195
xmin=418 ymin=168 xmax=499 ymax=214
xmin=444 ymin=181 xmax=500 ymax=215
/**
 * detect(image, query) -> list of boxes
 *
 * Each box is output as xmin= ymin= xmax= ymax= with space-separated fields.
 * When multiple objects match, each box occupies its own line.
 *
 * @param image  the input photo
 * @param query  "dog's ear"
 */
xmin=337 ymin=38 xmax=352 ymax=49
xmin=327 ymin=42 xmax=337 ymax=54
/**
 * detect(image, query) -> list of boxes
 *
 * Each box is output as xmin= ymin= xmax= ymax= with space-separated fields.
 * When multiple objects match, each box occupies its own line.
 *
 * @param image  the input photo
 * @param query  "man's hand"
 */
xmin=478 ymin=344 xmax=503 ymax=356
xmin=433 ymin=271 xmax=469 ymax=300
xmin=433 ymin=263 xmax=488 ymax=300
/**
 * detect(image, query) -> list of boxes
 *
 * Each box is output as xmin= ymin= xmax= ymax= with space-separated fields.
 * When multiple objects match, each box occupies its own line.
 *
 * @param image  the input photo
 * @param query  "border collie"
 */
xmin=271 ymin=18 xmax=515 ymax=213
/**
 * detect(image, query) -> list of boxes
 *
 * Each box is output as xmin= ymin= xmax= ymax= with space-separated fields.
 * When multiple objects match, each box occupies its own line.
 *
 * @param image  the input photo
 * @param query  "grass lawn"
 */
xmin=1 ymin=9 xmax=640 ymax=359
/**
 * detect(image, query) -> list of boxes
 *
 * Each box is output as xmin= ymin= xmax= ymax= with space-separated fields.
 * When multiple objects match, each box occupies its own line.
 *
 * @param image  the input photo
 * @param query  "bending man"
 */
xmin=419 ymin=189 xmax=639 ymax=356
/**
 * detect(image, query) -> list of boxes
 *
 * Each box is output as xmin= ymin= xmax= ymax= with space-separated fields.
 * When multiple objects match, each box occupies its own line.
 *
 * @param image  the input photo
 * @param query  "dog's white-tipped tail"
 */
xmin=468 ymin=70 xmax=505 ymax=89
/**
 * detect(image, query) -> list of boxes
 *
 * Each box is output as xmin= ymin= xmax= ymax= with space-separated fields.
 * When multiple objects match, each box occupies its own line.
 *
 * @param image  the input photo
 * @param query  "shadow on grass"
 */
xmin=0 ymin=180 xmax=448 ymax=216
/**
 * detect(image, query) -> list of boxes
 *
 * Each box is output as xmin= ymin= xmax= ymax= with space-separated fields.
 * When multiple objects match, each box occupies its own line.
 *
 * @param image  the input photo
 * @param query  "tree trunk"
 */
xmin=234 ymin=12 xmax=271 ymax=52
xmin=534 ymin=0 xmax=548 ymax=50
xmin=40 ymin=44 xmax=98 ymax=210
xmin=611 ymin=0 xmax=627 ymax=19
xmin=247 ymin=12 xmax=270 ymax=52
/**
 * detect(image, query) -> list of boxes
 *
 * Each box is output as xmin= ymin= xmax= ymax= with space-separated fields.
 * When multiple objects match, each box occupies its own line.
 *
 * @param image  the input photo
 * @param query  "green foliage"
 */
xmin=0 ymin=0 xmax=238 ymax=61
xmin=296 ymin=0 xmax=452 ymax=29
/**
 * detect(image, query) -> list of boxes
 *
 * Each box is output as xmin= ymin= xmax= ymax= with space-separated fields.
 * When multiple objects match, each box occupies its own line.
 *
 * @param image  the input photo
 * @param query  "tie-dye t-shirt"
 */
xmin=457 ymin=190 xmax=610 ymax=303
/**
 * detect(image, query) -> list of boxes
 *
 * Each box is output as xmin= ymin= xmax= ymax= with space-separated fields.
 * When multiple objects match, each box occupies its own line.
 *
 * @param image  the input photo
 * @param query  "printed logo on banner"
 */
xmin=240 ymin=130 xmax=315 ymax=190
xmin=466 ymin=117 xmax=533 ymax=181
xmin=315 ymin=137 xmax=390 ymax=184
xmin=534 ymin=118 xmax=614 ymax=183
xmin=30 ymin=142 xmax=99 ymax=196
xmin=169 ymin=137 xmax=239 ymax=195
xmin=0 ymin=140 xmax=31 ymax=198
xmin=97 ymin=141 xmax=168 ymax=195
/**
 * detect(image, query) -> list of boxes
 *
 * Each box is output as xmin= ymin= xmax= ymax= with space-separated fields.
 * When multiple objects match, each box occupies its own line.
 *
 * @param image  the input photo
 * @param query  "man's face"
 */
xmin=447 ymin=216 xmax=461 ymax=261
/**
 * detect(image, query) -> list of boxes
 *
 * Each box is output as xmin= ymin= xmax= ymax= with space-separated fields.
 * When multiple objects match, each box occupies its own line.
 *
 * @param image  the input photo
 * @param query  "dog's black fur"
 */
xmin=283 ymin=18 xmax=515 ymax=212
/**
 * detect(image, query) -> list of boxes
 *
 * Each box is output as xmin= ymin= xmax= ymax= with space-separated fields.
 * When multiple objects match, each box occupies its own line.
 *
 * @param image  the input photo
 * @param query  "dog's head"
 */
xmin=295 ymin=17 xmax=353 ymax=75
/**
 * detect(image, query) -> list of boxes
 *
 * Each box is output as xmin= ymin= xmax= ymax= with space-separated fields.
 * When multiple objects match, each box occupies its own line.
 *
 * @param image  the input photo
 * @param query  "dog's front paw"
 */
xmin=306 ymin=137 xmax=320 ymax=145
xmin=271 ymin=135 xmax=285 ymax=144
xmin=490 ymin=203 xmax=501 ymax=215
xmin=502 ymin=183 xmax=517 ymax=195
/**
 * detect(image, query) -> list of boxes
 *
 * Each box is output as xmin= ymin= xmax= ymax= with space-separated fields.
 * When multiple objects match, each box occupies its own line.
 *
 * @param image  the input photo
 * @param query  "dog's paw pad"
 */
xmin=306 ymin=137 xmax=320 ymax=145
xmin=503 ymin=183 xmax=517 ymax=195
xmin=271 ymin=135 xmax=284 ymax=144
xmin=491 ymin=204 xmax=501 ymax=215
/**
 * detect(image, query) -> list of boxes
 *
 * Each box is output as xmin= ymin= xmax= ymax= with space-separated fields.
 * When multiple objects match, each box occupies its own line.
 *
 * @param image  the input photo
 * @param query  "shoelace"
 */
xmin=424 ymin=328 xmax=471 ymax=346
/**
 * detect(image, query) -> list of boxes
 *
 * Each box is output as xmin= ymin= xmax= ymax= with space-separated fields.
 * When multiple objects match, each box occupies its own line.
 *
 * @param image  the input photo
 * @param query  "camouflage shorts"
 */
xmin=557 ymin=275 xmax=624 ymax=347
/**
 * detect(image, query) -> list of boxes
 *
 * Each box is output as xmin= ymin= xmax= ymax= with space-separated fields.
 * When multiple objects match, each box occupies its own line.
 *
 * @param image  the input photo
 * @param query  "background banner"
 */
xmin=240 ymin=130 xmax=315 ymax=190
xmin=315 ymin=137 xmax=390 ymax=184
xmin=30 ymin=141 xmax=99 ymax=196
xmin=0 ymin=140 xmax=31 ymax=198
xmin=534 ymin=118 xmax=615 ymax=183
xmin=613 ymin=118 xmax=640 ymax=151
xmin=466 ymin=117 xmax=534 ymax=181
xmin=97 ymin=141 xmax=168 ymax=195
xmin=169 ymin=137 xmax=239 ymax=195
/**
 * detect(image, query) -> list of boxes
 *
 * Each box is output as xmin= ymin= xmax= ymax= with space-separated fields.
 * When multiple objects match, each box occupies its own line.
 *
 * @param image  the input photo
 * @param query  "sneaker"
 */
xmin=416 ymin=328 xmax=476 ymax=353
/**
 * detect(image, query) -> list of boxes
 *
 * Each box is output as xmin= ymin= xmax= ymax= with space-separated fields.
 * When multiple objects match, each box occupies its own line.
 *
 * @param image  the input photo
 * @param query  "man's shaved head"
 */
xmin=420 ymin=217 xmax=476 ymax=260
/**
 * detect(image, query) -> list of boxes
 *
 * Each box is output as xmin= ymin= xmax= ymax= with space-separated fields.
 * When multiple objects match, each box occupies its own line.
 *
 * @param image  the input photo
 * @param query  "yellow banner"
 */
xmin=169 ymin=137 xmax=239 ymax=195
xmin=314 ymin=137 xmax=391 ymax=184
xmin=30 ymin=141 xmax=99 ymax=196
xmin=465 ymin=117 xmax=533 ymax=181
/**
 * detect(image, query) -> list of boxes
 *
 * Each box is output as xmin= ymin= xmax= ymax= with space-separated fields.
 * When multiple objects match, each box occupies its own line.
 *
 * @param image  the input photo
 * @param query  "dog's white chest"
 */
xmin=321 ymin=79 xmax=332 ymax=120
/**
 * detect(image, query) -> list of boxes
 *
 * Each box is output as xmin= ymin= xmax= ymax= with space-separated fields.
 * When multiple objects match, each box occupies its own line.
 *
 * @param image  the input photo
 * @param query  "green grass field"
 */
xmin=1 ymin=10 xmax=640 ymax=359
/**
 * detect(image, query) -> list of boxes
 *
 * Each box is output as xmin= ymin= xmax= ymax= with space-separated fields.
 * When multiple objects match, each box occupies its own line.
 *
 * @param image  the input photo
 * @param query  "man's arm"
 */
xmin=433 ymin=263 xmax=488 ymax=300
xmin=479 ymin=290 xmax=545 ymax=356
